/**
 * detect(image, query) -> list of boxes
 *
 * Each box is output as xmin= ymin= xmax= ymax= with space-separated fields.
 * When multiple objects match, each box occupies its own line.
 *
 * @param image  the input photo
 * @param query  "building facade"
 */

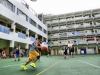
xmin=0 ymin=0 xmax=47 ymax=53
xmin=43 ymin=9 xmax=100 ymax=55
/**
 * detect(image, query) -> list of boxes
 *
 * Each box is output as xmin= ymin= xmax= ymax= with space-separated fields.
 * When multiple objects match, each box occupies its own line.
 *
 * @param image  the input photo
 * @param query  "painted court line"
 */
xmin=89 ymin=57 xmax=100 ymax=61
xmin=37 ymin=59 xmax=63 ymax=75
xmin=0 ymin=63 xmax=23 ymax=69
xmin=78 ymin=60 xmax=100 ymax=68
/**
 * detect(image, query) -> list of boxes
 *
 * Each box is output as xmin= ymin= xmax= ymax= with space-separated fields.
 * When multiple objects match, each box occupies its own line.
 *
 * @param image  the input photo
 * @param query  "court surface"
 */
xmin=0 ymin=55 xmax=100 ymax=75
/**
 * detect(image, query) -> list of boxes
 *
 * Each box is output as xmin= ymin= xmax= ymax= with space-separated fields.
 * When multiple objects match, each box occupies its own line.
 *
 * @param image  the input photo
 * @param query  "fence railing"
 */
xmin=21 ymin=0 xmax=38 ymax=17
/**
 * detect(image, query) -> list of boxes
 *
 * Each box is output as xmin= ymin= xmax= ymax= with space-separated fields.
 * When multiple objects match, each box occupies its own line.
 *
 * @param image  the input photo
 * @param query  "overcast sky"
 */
xmin=24 ymin=0 xmax=100 ymax=15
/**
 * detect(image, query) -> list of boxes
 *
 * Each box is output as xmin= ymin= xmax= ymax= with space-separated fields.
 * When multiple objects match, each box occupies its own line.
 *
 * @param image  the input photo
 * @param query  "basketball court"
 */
xmin=0 ymin=55 xmax=100 ymax=75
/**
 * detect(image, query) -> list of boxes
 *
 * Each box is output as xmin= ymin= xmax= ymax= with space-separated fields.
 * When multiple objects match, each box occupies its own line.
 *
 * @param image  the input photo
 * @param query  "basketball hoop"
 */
xmin=30 ymin=0 xmax=37 ymax=2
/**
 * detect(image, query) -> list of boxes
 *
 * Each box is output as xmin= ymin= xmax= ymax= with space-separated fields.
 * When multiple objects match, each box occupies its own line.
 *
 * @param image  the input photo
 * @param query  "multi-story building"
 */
xmin=0 ymin=0 xmax=47 ymax=54
xmin=43 ymin=9 xmax=100 ymax=55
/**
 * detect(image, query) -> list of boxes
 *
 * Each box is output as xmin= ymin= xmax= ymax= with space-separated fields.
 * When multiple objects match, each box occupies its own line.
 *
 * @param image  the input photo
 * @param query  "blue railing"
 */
xmin=18 ymin=32 xmax=26 ymax=39
xmin=30 ymin=37 xmax=36 ymax=42
xmin=0 ymin=25 xmax=10 ymax=34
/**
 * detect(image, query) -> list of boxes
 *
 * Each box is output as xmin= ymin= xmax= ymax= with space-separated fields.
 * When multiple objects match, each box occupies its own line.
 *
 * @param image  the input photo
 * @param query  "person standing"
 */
xmin=71 ymin=45 xmax=74 ymax=58
xmin=15 ymin=44 xmax=20 ymax=61
xmin=47 ymin=46 xmax=51 ymax=57
xmin=63 ymin=45 xmax=68 ymax=59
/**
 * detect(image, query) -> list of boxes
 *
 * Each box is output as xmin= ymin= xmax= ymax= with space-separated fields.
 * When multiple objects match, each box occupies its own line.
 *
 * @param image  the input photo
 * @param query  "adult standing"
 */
xmin=15 ymin=44 xmax=20 ymax=61
xmin=63 ymin=45 xmax=68 ymax=59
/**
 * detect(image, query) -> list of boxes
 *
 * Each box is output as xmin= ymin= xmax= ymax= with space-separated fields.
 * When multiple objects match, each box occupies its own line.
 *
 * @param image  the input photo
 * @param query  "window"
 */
xmin=17 ymin=9 xmax=28 ymax=21
xmin=29 ymin=18 xmax=36 ymax=27
xmin=44 ymin=30 xmax=47 ymax=34
xmin=38 ymin=25 xmax=42 ymax=31
xmin=1 ymin=0 xmax=15 ymax=12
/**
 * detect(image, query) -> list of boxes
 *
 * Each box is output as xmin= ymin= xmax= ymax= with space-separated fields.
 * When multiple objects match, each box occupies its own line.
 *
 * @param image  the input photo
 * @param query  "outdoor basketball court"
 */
xmin=0 ymin=55 xmax=100 ymax=75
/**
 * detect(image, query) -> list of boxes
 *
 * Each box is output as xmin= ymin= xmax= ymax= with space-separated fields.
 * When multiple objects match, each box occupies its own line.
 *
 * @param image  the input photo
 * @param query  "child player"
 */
xmin=21 ymin=36 xmax=42 ymax=70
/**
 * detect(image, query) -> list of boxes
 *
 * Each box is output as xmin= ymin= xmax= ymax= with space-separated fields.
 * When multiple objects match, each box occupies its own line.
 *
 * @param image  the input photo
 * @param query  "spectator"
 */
xmin=2 ymin=47 xmax=6 ymax=59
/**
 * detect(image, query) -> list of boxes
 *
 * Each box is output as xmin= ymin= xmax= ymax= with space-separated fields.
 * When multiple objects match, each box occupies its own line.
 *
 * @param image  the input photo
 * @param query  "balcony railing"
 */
xmin=18 ymin=32 xmax=26 ymax=39
xmin=21 ymin=0 xmax=37 ymax=17
xmin=30 ymin=37 xmax=36 ymax=41
xmin=59 ymin=19 xmax=67 ymax=22
xmin=87 ymin=40 xmax=97 ymax=44
xmin=0 ymin=25 xmax=10 ymax=34
xmin=94 ymin=14 xmax=100 ymax=18
xmin=85 ymin=32 xmax=95 ymax=36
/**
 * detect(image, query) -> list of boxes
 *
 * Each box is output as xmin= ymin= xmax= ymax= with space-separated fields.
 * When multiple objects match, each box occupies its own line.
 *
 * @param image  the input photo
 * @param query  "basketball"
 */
xmin=42 ymin=46 xmax=48 ymax=51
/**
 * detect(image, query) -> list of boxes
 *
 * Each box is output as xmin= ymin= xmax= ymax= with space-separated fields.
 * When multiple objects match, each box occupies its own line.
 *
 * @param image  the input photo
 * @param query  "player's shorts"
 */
xmin=64 ymin=52 xmax=67 ymax=55
xmin=16 ymin=54 xmax=19 ymax=57
xmin=48 ymin=52 xmax=51 ymax=54
xmin=71 ymin=52 xmax=74 ymax=55
xmin=29 ymin=50 xmax=39 ymax=60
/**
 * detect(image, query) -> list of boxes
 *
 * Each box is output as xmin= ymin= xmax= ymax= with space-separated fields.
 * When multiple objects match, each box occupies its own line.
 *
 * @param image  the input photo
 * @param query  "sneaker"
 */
xmin=18 ymin=59 xmax=20 ymax=61
xmin=30 ymin=63 xmax=36 ymax=68
xmin=21 ymin=65 xmax=27 ymax=70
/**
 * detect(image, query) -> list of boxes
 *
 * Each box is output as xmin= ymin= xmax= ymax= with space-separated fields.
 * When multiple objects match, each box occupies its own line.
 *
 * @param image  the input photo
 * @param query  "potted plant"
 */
xmin=10 ymin=28 xmax=14 ymax=32
xmin=26 ymin=34 xmax=28 ymax=37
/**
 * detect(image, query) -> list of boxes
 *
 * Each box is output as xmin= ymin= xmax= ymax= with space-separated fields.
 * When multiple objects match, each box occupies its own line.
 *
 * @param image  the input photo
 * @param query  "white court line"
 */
xmin=78 ymin=60 xmax=100 ymax=69
xmin=0 ymin=63 xmax=23 ymax=69
xmin=89 ymin=57 xmax=100 ymax=61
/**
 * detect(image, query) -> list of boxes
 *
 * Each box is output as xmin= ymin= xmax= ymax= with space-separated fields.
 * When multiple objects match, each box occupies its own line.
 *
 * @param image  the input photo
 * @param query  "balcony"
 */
xmin=83 ymin=16 xmax=91 ymax=20
xmin=18 ymin=32 xmax=26 ymax=39
xmin=48 ymin=28 xmax=52 ymax=31
xmin=59 ymin=43 xmax=66 ymax=46
xmin=95 ymin=22 xmax=100 ymax=27
xmin=67 ymin=34 xmax=75 ymax=37
xmin=0 ymin=25 xmax=10 ymax=34
xmin=75 ymin=25 xmax=84 ymax=29
xmin=96 ymin=39 xmax=100 ymax=44
xmin=77 ymin=31 xmax=86 ymax=36
xmin=46 ymin=21 xmax=51 ymax=24
xmin=77 ymin=41 xmax=87 ymax=45
xmin=59 ymin=25 xmax=67 ymax=31
xmin=59 ymin=19 xmax=67 ymax=22
xmin=84 ymin=24 xmax=94 ymax=28
xmin=51 ymin=20 xmax=59 ymax=24
xmin=67 ymin=18 xmax=74 ymax=22
xmin=48 ymin=35 xmax=60 ymax=39
xmin=30 ymin=37 xmax=36 ymax=42
xmin=74 ymin=17 xmax=83 ymax=21
xmin=67 ymin=25 xmax=75 ymax=30
xmin=87 ymin=40 xmax=97 ymax=44
xmin=96 ymin=31 xmax=100 ymax=35
xmin=94 ymin=14 xmax=100 ymax=18
xmin=50 ymin=28 xmax=59 ymax=32
xmin=48 ymin=43 xmax=59 ymax=46
xmin=85 ymin=32 xmax=95 ymax=36
xmin=59 ymin=33 xmax=67 ymax=38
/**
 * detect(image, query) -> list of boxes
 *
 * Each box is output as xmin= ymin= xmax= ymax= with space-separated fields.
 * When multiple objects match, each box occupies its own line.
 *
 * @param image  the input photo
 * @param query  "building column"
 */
xmin=36 ymin=24 xmax=38 ymax=28
xmin=42 ymin=28 xmax=44 ymax=32
xmin=11 ymin=22 xmax=16 ymax=33
xmin=25 ymin=44 xmax=29 ymax=49
xmin=35 ymin=33 xmax=38 ymax=39
xmin=46 ymin=38 xmax=48 ymax=43
xmin=96 ymin=45 xmax=98 ymax=54
xmin=26 ymin=29 xmax=29 ymax=37
xmin=9 ymin=40 xmax=14 ymax=54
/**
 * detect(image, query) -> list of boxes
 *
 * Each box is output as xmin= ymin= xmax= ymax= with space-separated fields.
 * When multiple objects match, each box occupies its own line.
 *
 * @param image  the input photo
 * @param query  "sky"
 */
xmin=24 ymin=0 xmax=100 ymax=15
